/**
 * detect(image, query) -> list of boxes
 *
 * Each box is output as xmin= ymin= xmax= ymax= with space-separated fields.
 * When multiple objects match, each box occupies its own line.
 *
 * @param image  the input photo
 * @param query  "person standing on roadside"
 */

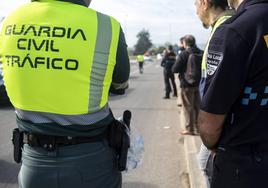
xmin=198 ymin=0 xmax=268 ymax=187
xmin=176 ymin=37 xmax=186 ymax=107
xmin=161 ymin=45 xmax=178 ymax=99
xmin=194 ymin=0 xmax=234 ymax=187
xmin=136 ymin=54 xmax=145 ymax=74
xmin=173 ymin=35 xmax=203 ymax=135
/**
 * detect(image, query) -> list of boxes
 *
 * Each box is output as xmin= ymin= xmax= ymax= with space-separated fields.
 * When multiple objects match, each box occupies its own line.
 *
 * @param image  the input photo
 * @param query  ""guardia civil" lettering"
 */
xmin=5 ymin=24 xmax=87 ymax=41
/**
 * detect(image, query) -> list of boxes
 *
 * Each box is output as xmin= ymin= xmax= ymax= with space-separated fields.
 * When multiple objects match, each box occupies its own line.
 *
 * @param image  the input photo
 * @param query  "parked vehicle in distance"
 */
xmin=144 ymin=55 xmax=153 ymax=62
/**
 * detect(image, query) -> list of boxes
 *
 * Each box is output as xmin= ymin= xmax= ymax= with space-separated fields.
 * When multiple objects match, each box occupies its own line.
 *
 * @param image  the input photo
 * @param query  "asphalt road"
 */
xmin=0 ymin=60 xmax=188 ymax=188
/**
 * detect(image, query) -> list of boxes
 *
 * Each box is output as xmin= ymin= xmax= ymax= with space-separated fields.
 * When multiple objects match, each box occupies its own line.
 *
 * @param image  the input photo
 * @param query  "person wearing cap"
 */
xmin=0 ymin=0 xmax=129 ymax=187
xmin=199 ymin=0 xmax=268 ymax=187
xmin=194 ymin=0 xmax=234 ymax=187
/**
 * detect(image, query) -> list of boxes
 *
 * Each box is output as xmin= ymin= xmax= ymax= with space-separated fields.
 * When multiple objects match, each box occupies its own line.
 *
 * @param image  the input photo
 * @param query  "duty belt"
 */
xmin=23 ymin=131 xmax=108 ymax=151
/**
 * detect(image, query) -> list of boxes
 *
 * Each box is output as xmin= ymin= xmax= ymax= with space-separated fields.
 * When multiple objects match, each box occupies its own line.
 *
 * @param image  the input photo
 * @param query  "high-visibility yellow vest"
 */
xmin=137 ymin=55 xmax=144 ymax=62
xmin=0 ymin=0 xmax=120 ymax=115
xmin=201 ymin=15 xmax=233 ymax=74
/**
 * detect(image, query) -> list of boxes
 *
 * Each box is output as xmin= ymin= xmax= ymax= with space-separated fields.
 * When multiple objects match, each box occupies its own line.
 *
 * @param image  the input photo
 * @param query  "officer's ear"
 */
xmin=201 ymin=0 xmax=210 ymax=10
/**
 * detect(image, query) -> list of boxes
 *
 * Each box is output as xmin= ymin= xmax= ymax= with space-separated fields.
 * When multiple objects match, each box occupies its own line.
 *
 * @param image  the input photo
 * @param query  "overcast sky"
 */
xmin=0 ymin=0 xmax=210 ymax=47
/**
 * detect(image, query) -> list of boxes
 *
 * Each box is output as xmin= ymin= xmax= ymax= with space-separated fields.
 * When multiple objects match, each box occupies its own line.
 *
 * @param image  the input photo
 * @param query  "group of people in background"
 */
xmin=161 ymin=35 xmax=203 ymax=136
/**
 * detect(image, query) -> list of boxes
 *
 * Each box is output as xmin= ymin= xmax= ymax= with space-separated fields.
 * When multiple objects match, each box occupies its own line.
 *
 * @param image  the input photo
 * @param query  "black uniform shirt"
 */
xmin=161 ymin=51 xmax=176 ymax=70
xmin=201 ymin=0 xmax=268 ymax=147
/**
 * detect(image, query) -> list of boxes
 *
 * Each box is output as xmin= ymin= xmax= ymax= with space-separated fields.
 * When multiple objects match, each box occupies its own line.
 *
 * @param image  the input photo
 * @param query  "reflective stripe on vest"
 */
xmin=201 ymin=15 xmax=232 ymax=74
xmin=0 ymin=0 xmax=120 ymax=115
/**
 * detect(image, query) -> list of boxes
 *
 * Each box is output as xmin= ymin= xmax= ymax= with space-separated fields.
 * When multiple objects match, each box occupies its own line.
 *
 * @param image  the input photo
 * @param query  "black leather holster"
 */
xmin=108 ymin=110 xmax=131 ymax=171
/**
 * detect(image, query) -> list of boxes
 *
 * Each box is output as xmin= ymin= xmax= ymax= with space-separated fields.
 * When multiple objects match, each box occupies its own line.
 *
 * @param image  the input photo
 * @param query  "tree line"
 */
xmin=131 ymin=29 xmax=179 ymax=56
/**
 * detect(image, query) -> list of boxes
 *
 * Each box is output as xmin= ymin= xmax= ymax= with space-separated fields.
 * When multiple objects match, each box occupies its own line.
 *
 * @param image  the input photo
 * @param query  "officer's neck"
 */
xmin=208 ymin=7 xmax=225 ymax=27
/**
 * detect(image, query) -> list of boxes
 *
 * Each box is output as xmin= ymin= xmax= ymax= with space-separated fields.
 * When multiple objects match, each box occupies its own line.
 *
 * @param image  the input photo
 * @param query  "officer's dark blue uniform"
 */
xmin=200 ymin=0 xmax=268 ymax=187
xmin=161 ymin=46 xmax=177 ymax=99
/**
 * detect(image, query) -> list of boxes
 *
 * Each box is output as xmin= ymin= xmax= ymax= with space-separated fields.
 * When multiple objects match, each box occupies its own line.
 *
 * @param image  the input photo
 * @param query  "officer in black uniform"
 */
xmin=161 ymin=45 xmax=177 ymax=99
xmin=198 ymin=0 xmax=268 ymax=187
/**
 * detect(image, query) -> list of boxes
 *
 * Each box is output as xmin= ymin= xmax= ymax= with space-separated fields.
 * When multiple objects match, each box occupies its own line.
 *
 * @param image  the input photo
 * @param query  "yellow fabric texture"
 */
xmin=0 ymin=1 xmax=120 ymax=115
xmin=136 ymin=55 xmax=144 ymax=62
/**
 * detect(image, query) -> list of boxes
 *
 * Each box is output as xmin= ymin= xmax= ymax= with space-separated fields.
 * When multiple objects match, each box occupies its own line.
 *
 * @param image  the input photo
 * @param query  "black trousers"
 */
xmin=212 ymin=148 xmax=268 ymax=188
xmin=163 ymin=69 xmax=177 ymax=96
xmin=138 ymin=61 xmax=143 ymax=71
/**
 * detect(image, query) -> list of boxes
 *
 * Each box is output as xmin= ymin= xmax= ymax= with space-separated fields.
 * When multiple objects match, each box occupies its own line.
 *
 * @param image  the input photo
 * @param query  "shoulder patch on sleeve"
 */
xmin=206 ymin=50 xmax=223 ymax=76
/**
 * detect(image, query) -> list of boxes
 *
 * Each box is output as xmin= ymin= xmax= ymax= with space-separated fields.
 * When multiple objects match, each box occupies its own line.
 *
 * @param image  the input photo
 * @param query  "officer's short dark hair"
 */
xmin=183 ymin=35 xmax=196 ymax=47
xmin=168 ymin=45 xmax=173 ymax=51
xmin=208 ymin=0 xmax=228 ymax=10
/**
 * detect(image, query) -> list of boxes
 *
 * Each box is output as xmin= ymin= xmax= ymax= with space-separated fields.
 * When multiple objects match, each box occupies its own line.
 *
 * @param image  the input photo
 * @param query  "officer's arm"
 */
xmin=172 ymin=51 xmax=187 ymax=74
xmin=172 ymin=54 xmax=182 ymax=73
xmin=161 ymin=55 xmax=166 ymax=67
xmin=198 ymin=110 xmax=226 ymax=150
xmin=110 ymin=27 xmax=130 ymax=95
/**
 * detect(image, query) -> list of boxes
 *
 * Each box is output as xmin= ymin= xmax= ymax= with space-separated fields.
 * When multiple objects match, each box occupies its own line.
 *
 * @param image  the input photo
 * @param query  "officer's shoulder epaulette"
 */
xmin=224 ymin=9 xmax=247 ymax=24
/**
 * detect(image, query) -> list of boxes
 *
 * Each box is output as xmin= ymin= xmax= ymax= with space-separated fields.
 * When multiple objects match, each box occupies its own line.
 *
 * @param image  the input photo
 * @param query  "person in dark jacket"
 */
xmin=161 ymin=45 xmax=177 ymax=99
xmin=173 ymin=35 xmax=203 ymax=135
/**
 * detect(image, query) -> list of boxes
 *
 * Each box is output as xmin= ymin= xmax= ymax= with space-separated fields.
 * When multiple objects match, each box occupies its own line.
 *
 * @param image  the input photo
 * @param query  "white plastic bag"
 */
xmin=118 ymin=118 xmax=144 ymax=172
xmin=126 ymin=129 xmax=144 ymax=171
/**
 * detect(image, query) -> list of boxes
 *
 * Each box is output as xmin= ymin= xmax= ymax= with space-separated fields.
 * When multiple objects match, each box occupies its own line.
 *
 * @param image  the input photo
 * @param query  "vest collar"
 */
xmin=211 ymin=9 xmax=235 ymax=28
xmin=31 ymin=0 xmax=87 ymax=7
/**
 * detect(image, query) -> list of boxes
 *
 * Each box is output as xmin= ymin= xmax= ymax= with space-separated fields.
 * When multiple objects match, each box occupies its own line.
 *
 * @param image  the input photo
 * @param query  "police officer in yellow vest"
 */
xmin=0 ymin=0 xmax=130 ymax=187
xmin=136 ymin=54 xmax=144 ymax=74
